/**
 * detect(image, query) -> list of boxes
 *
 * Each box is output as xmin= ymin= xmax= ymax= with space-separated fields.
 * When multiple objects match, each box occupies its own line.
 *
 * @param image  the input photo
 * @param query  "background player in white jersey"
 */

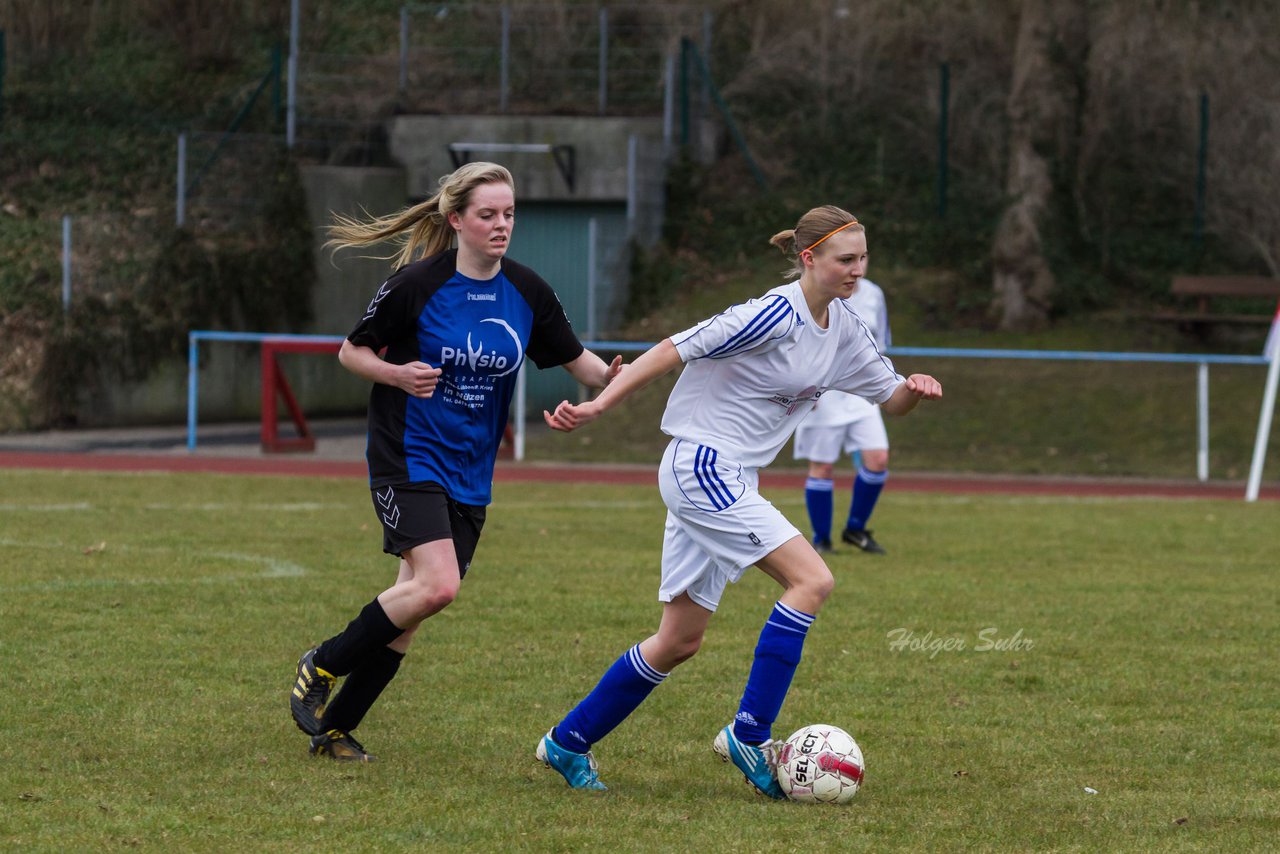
xmin=793 ymin=276 xmax=893 ymax=554
xmin=533 ymin=206 xmax=942 ymax=796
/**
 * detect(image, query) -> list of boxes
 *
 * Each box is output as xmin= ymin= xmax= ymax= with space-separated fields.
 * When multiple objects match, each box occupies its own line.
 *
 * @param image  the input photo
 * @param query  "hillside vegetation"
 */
xmin=1 ymin=1 xmax=1277 ymax=461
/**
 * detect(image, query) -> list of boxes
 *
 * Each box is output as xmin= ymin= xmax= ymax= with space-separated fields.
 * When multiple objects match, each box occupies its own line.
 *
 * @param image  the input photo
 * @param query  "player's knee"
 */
xmin=861 ymin=449 xmax=888 ymax=471
xmin=806 ymin=566 xmax=836 ymax=605
xmin=654 ymin=632 xmax=703 ymax=669
xmin=809 ymin=462 xmax=835 ymax=479
xmin=669 ymin=634 xmax=703 ymax=666
xmin=405 ymin=579 xmax=459 ymax=619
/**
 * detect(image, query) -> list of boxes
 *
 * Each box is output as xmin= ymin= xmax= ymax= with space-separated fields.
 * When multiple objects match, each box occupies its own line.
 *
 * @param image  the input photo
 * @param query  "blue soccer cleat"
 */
xmin=713 ymin=724 xmax=785 ymax=799
xmin=536 ymin=730 xmax=607 ymax=791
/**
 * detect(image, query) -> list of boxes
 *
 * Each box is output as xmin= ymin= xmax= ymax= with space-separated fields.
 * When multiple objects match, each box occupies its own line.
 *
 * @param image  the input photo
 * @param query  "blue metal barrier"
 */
xmin=189 ymin=331 xmax=1271 ymax=485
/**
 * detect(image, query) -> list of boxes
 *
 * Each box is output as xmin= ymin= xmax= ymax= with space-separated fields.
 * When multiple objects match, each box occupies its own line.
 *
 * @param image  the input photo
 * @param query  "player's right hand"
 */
xmin=397 ymin=361 xmax=442 ymax=398
xmin=543 ymin=399 xmax=601 ymax=432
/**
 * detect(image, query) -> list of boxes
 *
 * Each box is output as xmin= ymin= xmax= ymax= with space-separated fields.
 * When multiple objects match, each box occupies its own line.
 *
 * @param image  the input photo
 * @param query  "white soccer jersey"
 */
xmin=662 ymin=280 xmax=903 ymax=468
xmin=802 ymin=278 xmax=891 ymax=428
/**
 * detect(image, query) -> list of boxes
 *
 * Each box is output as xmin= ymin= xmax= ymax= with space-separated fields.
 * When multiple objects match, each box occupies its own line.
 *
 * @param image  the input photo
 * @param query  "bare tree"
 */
xmin=991 ymin=0 xmax=1087 ymax=330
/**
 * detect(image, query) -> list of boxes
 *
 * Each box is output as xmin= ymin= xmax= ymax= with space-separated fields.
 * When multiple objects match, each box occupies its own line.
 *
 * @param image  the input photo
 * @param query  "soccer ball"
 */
xmin=776 ymin=724 xmax=865 ymax=804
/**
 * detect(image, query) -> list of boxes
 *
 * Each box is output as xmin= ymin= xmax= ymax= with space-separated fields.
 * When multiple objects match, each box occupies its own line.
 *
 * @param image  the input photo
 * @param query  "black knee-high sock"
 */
xmin=320 ymin=645 xmax=405 ymax=733
xmin=313 ymin=598 xmax=403 ymax=677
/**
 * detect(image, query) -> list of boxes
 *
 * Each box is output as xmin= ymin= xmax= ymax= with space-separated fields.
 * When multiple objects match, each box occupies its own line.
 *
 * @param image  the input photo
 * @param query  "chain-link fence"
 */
xmin=291 ymin=2 xmax=706 ymax=140
xmin=179 ymin=131 xmax=297 ymax=232
xmin=57 ymin=212 xmax=164 ymax=310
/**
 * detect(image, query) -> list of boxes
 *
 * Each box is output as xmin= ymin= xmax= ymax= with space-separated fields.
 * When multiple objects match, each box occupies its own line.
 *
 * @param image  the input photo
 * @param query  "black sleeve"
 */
xmin=507 ymin=262 xmax=585 ymax=369
xmin=347 ymin=268 xmax=417 ymax=352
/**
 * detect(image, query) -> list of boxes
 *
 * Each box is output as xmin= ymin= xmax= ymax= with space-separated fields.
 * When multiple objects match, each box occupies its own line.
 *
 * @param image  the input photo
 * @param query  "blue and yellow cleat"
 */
xmin=536 ymin=730 xmax=607 ymax=791
xmin=713 ymin=724 xmax=785 ymax=800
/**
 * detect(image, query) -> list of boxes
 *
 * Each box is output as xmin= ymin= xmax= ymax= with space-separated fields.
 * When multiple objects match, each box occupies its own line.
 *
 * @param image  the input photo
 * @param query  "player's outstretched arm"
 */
xmin=881 ymin=373 xmax=942 ymax=416
xmin=562 ymin=350 xmax=624 ymax=389
xmin=544 ymin=339 xmax=682 ymax=432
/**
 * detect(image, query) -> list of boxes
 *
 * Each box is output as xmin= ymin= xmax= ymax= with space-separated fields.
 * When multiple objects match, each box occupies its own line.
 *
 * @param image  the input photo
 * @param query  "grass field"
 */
xmin=3 ymin=469 xmax=1277 ymax=852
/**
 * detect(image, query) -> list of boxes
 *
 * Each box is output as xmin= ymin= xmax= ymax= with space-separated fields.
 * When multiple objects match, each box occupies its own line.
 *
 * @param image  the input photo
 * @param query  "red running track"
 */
xmin=0 ymin=450 xmax=1275 ymax=500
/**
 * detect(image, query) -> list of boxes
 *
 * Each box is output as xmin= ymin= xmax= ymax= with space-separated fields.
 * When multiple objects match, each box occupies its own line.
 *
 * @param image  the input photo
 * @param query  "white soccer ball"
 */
xmin=776 ymin=723 xmax=865 ymax=804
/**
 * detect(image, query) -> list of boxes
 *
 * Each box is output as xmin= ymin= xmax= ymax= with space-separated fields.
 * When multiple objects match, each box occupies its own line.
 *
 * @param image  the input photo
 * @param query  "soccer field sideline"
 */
xmin=1 ymin=448 xmax=1276 ymax=501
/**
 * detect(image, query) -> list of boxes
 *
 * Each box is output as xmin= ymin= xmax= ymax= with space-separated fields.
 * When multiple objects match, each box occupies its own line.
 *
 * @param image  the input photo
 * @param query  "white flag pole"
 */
xmin=1244 ymin=301 xmax=1280 ymax=501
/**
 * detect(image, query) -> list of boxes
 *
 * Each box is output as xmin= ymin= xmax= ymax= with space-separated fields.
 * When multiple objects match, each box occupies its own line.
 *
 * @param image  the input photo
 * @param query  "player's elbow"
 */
xmin=338 ymin=339 xmax=357 ymax=368
xmin=880 ymin=385 xmax=916 ymax=417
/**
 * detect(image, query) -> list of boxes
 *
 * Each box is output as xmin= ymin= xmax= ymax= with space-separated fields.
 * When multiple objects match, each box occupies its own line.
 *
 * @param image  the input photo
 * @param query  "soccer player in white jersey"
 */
xmin=533 ymin=206 xmax=942 ymax=796
xmin=793 ymin=275 xmax=893 ymax=554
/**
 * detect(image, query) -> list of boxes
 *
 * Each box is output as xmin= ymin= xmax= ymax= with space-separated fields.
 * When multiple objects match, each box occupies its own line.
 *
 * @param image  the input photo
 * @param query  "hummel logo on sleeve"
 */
xmin=363 ymin=280 xmax=393 ymax=319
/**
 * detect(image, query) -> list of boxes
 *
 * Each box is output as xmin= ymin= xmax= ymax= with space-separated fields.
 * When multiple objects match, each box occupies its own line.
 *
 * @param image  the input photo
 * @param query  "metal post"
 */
xmin=61 ymin=215 xmax=72 ymax=312
xmin=598 ymin=7 xmax=608 ymax=116
xmin=399 ymin=6 xmax=409 ymax=97
xmin=499 ymin=6 xmax=510 ymax=113
xmin=1194 ymin=92 xmax=1208 ymax=243
xmin=271 ymin=43 xmax=282 ymax=121
xmin=513 ymin=362 xmax=526 ymax=462
xmin=176 ymin=133 xmax=187 ymax=227
xmin=679 ymin=39 xmax=689 ymax=147
xmin=1197 ymin=361 xmax=1209 ymax=482
xmin=701 ymin=9 xmax=712 ymax=115
xmin=0 ymin=31 xmax=7 ymax=130
xmin=663 ymin=52 xmax=675 ymax=154
xmin=286 ymin=0 xmax=299 ymax=147
xmin=626 ymin=135 xmax=638 ymax=237
xmin=938 ymin=62 xmax=950 ymax=219
xmin=187 ymin=333 xmax=199 ymax=451
xmin=587 ymin=217 xmax=599 ymax=342
xmin=1246 ymin=345 xmax=1280 ymax=501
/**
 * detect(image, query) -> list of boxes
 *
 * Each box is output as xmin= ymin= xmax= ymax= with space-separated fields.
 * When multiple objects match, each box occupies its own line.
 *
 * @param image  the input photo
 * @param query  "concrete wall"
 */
xmin=84 ymin=112 xmax=706 ymax=427
xmin=84 ymin=165 xmax=409 ymax=427
xmin=387 ymin=114 xmax=715 ymax=202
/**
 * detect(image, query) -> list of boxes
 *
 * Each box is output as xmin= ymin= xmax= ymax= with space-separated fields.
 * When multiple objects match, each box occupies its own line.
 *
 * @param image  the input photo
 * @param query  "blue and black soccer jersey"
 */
xmin=348 ymin=249 xmax=584 ymax=505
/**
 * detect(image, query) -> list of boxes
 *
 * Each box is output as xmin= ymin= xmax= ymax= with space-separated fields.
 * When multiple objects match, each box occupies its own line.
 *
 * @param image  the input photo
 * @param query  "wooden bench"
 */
xmin=1152 ymin=275 xmax=1280 ymax=328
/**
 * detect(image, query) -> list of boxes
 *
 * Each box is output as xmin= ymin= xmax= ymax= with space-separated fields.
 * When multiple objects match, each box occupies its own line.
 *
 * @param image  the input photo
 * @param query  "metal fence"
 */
xmin=57 ymin=212 xmax=164 ymax=310
xmin=176 ymin=131 xmax=311 ymax=231
xmin=291 ymin=2 xmax=707 ymax=142
xmin=506 ymin=343 xmax=1279 ymax=500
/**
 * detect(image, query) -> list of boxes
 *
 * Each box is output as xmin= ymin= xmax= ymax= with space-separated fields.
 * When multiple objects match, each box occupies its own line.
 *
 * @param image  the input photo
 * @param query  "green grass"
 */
xmin=2 ymin=469 xmax=1277 ymax=851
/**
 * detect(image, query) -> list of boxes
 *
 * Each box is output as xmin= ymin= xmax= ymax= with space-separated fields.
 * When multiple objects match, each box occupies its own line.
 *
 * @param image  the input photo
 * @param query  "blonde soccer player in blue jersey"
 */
xmin=534 ymin=205 xmax=942 ymax=796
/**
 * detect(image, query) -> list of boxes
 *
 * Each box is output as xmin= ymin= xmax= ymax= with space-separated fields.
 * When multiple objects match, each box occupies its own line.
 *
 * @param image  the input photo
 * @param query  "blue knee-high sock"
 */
xmin=804 ymin=477 xmax=834 ymax=544
xmin=733 ymin=602 xmax=815 ymax=745
xmin=847 ymin=466 xmax=888 ymax=532
xmin=554 ymin=644 xmax=669 ymax=754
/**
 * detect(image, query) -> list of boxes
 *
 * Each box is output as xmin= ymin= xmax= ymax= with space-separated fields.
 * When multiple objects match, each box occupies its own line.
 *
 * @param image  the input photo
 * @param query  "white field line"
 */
xmin=0 ymin=538 xmax=307 ymax=593
xmin=0 ymin=502 xmax=346 ymax=512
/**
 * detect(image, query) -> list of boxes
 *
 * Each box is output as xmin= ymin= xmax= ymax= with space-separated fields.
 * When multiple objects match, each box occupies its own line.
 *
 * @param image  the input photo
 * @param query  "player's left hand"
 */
xmin=603 ymin=355 xmax=625 ymax=386
xmin=905 ymin=374 xmax=943 ymax=400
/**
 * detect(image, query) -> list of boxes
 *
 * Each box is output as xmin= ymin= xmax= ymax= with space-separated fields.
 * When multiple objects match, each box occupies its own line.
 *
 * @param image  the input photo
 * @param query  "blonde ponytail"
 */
xmin=770 ymin=206 xmax=862 ymax=279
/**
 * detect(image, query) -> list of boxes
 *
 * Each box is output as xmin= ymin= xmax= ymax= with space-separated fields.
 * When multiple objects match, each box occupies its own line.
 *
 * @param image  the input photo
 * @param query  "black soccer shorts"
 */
xmin=370 ymin=482 xmax=486 ymax=578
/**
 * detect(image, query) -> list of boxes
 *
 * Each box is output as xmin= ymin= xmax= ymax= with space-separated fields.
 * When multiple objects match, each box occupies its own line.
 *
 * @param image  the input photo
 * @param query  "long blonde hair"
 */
xmin=326 ymin=162 xmax=516 ymax=270
xmin=768 ymin=205 xmax=863 ymax=279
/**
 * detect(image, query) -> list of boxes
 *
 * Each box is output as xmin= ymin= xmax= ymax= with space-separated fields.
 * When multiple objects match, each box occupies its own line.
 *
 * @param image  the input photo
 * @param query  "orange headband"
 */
xmin=803 ymin=219 xmax=860 ymax=253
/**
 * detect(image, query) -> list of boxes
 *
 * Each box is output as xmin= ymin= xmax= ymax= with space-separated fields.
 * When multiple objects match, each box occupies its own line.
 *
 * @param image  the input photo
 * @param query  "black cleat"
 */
xmin=812 ymin=538 xmax=834 ymax=554
xmin=291 ymin=648 xmax=336 ymax=736
xmin=841 ymin=528 xmax=886 ymax=554
xmin=310 ymin=729 xmax=375 ymax=762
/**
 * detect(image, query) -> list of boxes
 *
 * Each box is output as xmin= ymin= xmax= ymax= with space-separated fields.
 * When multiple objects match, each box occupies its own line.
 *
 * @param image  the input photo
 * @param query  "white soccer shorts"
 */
xmin=793 ymin=409 xmax=889 ymax=464
xmin=656 ymin=439 xmax=802 ymax=611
